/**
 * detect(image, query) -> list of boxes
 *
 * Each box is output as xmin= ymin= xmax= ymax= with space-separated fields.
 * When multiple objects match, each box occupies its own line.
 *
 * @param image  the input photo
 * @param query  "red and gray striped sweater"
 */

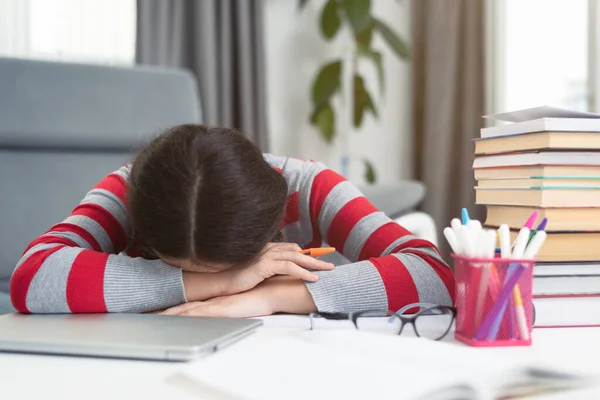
xmin=10 ymin=155 xmax=455 ymax=314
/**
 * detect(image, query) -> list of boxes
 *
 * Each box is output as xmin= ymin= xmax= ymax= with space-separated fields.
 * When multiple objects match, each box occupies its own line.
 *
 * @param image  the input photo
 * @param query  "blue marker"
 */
xmin=461 ymin=208 xmax=470 ymax=225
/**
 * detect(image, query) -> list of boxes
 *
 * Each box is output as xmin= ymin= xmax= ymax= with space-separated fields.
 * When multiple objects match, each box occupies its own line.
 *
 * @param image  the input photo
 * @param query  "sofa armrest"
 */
xmin=0 ymin=279 xmax=15 ymax=314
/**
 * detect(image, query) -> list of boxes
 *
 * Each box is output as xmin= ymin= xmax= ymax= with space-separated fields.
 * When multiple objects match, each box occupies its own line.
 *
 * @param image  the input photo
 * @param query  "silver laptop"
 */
xmin=0 ymin=313 xmax=262 ymax=361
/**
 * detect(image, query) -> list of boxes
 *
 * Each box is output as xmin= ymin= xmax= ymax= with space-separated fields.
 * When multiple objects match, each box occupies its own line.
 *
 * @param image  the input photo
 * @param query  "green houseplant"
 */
xmin=299 ymin=0 xmax=410 ymax=183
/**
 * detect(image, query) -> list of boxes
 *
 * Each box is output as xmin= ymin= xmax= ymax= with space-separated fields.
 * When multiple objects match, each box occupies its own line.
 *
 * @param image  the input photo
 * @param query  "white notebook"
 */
xmin=534 ymin=275 xmax=600 ymax=296
xmin=534 ymin=296 xmax=600 ymax=327
xmin=168 ymin=329 xmax=591 ymax=400
xmin=481 ymin=106 xmax=600 ymax=138
xmin=472 ymin=151 xmax=600 ymax=169
xmin=534 ymin=262 xmax=600 ymax=277
xmin=484 ymin=106 xmax=600 ymax=123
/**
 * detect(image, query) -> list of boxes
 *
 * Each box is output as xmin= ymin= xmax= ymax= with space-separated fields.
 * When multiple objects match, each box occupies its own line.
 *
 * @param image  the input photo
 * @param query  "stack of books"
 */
xmin=473 ymin=106 xmax=600 ymax=327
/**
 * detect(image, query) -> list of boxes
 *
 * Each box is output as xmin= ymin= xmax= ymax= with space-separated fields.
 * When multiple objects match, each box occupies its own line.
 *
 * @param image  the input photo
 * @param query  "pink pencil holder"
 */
xmin=452 ymin=254 xmax=534 ymax=347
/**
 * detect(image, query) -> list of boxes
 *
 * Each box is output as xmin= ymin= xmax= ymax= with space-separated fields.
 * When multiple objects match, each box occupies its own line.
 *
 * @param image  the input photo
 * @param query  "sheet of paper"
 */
xmin=171 ymin=332 xmax=474 ymax=400
xmin=169 ymin=330 xmax=590 ymax=400
xmin=483 ymin=106 xmax=600 ymax=122
xmin=285 ymin=330 xmax=589 ymax=399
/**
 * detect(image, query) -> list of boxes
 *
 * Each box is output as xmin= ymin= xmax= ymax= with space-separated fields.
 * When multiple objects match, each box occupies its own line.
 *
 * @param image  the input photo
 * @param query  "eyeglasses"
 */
xmin=308 ymin=302 xmax=456 ymax=341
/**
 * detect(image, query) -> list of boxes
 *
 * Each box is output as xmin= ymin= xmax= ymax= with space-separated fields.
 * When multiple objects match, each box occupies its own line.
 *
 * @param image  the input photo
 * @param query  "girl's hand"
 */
xmin=160 ymin=277 xmax=317 ymax=318
xmin=159 ymin=292 xmax=272 ymax=318
xmin=222 ymin=242 xmax=334 ymax=295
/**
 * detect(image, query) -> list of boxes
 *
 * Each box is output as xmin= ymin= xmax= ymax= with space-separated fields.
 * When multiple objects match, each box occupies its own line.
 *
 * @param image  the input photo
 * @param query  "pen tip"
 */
xmin=461 ymin=208 xmax=470 ymax=225
xmin=524 ymin=211 xmax=539 ymax=229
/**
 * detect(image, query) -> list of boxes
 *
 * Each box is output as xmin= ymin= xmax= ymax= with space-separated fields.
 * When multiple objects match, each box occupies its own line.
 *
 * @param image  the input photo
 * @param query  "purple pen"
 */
xmin=474 ymin=264 xmax=526 ymax=341
xmin=536 ymin=217 xmax=548 ymax=231
xmin=527 ymin=217 xmax=548 ymax=245
xmin=485 ymin=263 xmax=519 ymax=340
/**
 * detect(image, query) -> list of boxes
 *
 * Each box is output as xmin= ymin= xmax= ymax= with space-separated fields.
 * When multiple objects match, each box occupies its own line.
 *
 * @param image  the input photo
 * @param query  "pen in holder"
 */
xmin=453 ymin=254 xmax=534 ymax=347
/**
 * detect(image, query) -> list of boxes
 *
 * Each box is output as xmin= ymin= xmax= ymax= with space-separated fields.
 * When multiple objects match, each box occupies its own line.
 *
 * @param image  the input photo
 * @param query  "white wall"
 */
xmin=263 ymin=0 xmax=413 ymax=184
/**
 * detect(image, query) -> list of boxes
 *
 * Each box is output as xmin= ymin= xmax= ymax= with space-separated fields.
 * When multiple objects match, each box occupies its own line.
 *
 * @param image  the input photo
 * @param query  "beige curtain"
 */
xmin=412 ymin=0 xmax=486 ymax=257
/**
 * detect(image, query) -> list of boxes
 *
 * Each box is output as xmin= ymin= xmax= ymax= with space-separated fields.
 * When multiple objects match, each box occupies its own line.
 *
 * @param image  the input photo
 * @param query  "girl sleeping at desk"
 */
xmin=9 ymin=125 xmax=454 ymax=317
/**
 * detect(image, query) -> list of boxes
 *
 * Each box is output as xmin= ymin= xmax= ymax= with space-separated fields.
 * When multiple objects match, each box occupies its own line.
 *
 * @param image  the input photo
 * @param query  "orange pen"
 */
xmin=299 ymin=247 xmax=336 ymax=257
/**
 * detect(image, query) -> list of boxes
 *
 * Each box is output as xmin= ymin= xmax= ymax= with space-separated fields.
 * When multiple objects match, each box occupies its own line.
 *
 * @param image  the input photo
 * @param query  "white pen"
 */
xmin=485 ymin=230 xmax=497 ymax=258
xmin=523 ymin=231 xmax=547 ymax=259
xmin=479 ymin=229 xmax=494 ymax=259
xmin=466 ymin=220 xmax=483 ymax=257
xmin=451 ymin=218 xmax=462 ymax=237
xmin=472 ymin=230 xmax=484 ymax=258
xmin=443 ymin=227 xmax=461 ymax=255
xmin=512 ymin=229 xmax=541 ymax=341
xmin=512 ymin=227 xmax=530 ymax=259
xmin=498 ymin=224 xmax=511 ymax=259
xmin=458 ymin=225 xmax=475 ymax=258
xmin=467 ymin=220 xmax=482 ymax=232
xmin=508 ymin=226 xmax=533 ymax=341
xmin=473 ymin=229 xmax=496 ymax=328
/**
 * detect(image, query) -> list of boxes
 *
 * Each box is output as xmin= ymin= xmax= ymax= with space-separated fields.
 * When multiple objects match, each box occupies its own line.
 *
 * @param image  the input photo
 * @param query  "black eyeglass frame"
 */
xmin=308 ymin=302 xmax=457 ymax=341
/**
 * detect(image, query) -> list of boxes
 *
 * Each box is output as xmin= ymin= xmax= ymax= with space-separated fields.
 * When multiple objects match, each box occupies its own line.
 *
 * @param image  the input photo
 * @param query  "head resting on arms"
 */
xmin=128 ymin=124 xmax=287 ymax=272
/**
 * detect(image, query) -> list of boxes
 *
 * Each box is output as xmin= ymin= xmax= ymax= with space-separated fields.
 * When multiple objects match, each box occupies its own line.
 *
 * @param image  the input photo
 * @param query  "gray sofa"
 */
xmin=0 ymin=58 xmax=201 ymax=313
xmin=0 ymin=57 xmax=425 ymax=314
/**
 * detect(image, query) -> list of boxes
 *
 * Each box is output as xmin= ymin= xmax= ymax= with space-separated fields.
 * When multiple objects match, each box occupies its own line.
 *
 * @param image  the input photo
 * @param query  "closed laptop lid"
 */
xmin=0 ymin=313 xmax=262 ymax=361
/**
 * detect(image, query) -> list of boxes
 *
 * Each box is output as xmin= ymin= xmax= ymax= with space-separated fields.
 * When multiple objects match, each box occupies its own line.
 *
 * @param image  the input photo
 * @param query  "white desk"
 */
xmin=1 ymin=317 xmax=599 ymax=400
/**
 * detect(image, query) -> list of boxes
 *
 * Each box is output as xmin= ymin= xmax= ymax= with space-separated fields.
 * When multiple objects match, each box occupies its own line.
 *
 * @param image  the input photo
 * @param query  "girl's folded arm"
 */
xmin=10 ymin=166 xmax=186 ymax=313
xmin=294 ymin=161 xmax=455 ymax=313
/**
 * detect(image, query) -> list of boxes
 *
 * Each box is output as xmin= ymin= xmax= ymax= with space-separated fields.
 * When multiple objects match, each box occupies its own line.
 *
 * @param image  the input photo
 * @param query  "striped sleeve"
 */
xmin=281 ymin=158 xmax=455 ymax=313
xmin=9 ymin=166 xmax=186 ymax=314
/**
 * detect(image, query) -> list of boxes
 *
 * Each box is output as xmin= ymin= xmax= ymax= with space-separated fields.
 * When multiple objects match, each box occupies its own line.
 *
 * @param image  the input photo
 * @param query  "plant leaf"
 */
xmin=310 ymin=102 xmax=329 ymax=123
xmin=298 ymin=0 xmax=310 ymax=10
xmin=364 ymin=159 xmax=376 ymax=184
xmin=355 ymin=20 xmax=373 ymax=52
xmin=312 ymin=103 xmax=335 ymax=143
xmin=309 ymin=104 xmax=320 ymax=124
xmin=320 ymin=0 xmax=341 ymax=40
xmin=365 ymin=50 xmax=384 ymax=93
xmin=353 ymin=74 xmax=378 ymax=127
xmin=342 ymin=0 xmax=371 ymax=35
xmin=372 ymin=17 xmax=410 ymax=60
xmin=311 ymin=60 xmax=342 ymax=106
xmin=311 ymin=62 xmax=341 ymax=142
xmin=353 ymin=75 xmax=366 ymax=127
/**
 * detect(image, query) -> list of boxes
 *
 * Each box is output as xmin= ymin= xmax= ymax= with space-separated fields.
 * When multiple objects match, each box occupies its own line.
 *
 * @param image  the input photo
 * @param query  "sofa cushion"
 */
xmin=358 ymin=180 xmax=426 ymax=219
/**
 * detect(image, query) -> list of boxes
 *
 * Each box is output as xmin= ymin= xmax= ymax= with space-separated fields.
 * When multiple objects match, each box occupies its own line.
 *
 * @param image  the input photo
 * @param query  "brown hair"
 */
xmin=128 ymin=125 xmax=287 ymax=266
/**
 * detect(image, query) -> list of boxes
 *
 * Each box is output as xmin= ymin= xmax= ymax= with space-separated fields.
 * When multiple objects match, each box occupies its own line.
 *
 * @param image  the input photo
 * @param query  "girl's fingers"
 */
xmin=271 ymin=251 xmax=335 ymax=271
xmin=275 ymin=261 xmax=319 ymax=282
xmin=181 ymin=305 xmax=215 ymax=317
xmin=159 ymin=301 xmax=204 ymax=315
